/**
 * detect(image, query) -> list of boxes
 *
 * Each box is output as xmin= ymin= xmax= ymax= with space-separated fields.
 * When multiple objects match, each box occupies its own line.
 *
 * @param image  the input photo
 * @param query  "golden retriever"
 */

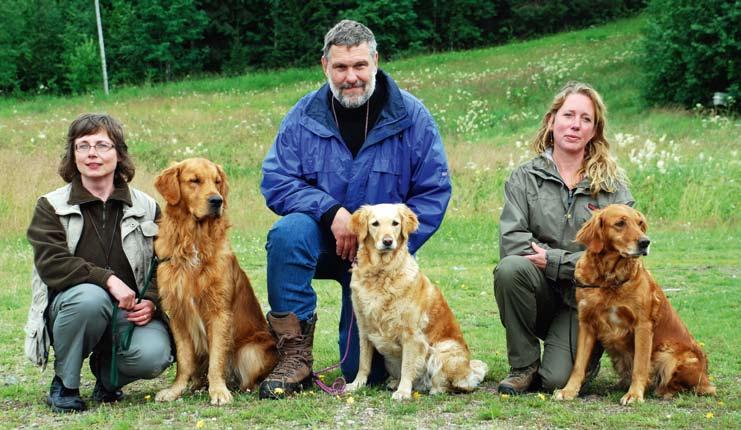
xmin=554 ymin=204 xmax=715 ymax=405
xmin=153 ymin=157 xmax=277 ymax=405
xmin=346 ymin=203 xmax=487 ymax=400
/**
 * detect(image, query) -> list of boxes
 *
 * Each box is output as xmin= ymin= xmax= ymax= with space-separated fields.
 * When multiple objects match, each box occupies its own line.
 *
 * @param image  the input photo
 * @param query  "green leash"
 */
xmin=108 ymin=256 xmax=161 ymax=388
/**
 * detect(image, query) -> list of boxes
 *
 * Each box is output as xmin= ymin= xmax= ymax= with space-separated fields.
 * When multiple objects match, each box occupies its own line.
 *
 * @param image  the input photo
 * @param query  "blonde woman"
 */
xmin=494 ymin=82 xmax=633 ymax=395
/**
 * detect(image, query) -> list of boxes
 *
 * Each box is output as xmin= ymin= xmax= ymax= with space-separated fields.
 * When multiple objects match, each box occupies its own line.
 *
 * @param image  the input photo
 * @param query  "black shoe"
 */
xmin=92 ymin=379 xmax=124 ymax=403
xmin=47 ymin=375 xmax=86 ymax=413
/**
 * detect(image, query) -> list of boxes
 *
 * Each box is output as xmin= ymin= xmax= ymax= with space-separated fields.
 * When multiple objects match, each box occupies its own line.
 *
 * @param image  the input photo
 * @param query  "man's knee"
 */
xmin=267 ymin=213 xmax=319 ymax=252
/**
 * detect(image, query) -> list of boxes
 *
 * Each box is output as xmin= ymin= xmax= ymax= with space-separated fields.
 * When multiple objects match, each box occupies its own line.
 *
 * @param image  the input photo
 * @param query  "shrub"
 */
xmin=641 ymin=0 xmax=740 ymax=111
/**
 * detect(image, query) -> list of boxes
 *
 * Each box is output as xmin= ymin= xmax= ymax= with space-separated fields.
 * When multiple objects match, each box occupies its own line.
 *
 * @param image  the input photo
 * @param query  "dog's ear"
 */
xmin=399 ymin=204 xmax=419 ymax=238
xmin=154 ymin=163 xmax=181 ymax=205
xmin=636 ymin=209 xmax=648 ymax=233
xmin=576 ymin=209 xmax=604 ymax=253
xmin=215 ymin=162 xmax=229 ymax=208
xmin=349 ymin=206 xmax=369 ymax=243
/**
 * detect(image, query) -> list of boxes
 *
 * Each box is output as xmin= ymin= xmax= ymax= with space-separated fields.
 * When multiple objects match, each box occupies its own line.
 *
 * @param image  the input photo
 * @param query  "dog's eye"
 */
xmin=392 ymin=221 xmax=399 ymax=226
xmin=615 ymin=220 xmax=625 ymax=227
xmin=189 ymin=178 xmax=200 ymax=184
xmin=371 ymin=221 xmax=380 ymax=227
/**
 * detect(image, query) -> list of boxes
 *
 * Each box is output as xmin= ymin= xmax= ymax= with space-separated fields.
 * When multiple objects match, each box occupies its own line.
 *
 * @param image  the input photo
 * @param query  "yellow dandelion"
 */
xmin=196 ymin=419 xmax=205 ymax=428
xmin=699 ymin=342 xmax=705 ymax=348
xmin=705 ymin=412 xmax=714 ymax=419
xmin=538 ymin=393 xmax=546 ymax=400
xmin=273 ymin=388 xmax=284 ymax=395
xmin=461 ymin=284 xmax=467 ymax=289
xmin=318 ymin=374 xmax=326 ymax=381
xmin=500 ymin=393 xmax=510 ymax=399
xmin=144 ymin=394 xmax=151 ymax=401
xmin=718 ymin=400 xmax=724 ymax=406
xmin=412 ymin=391 xmax=421 ymax=400
xmin=346 ymin=396 xmax=355 ymax=405
xmin=709 ymin=375 xmax=715 ymax=381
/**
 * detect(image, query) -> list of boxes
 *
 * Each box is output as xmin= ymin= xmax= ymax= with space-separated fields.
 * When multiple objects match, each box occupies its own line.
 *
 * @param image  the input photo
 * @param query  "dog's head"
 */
xmin=576 ymin=204 xmax=650 ymax=257
xmin=154 ymin=157 xmax=229 ymax=220
xmin=349 ymin=203 xmax=419 ymax=253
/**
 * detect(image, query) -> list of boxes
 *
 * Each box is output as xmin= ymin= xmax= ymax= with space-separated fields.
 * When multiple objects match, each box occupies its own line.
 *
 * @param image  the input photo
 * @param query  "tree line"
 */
xmin=0 ymin=0 xmax=645 ymax=96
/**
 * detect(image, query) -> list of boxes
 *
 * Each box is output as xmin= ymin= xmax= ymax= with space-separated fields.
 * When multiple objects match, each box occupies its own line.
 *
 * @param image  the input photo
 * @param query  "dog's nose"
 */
xmin=382 ymin=237 xmax=393 ymax=247
xmin=638 ymin=238 xmax=651 ymax=249
xmin=208 ymin=195 xmax=223 ymax=208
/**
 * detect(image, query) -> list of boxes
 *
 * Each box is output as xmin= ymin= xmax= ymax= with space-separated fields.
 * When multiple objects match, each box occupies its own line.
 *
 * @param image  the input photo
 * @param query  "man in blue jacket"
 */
xmin=259 ymin=20 xmax=452 ymax=399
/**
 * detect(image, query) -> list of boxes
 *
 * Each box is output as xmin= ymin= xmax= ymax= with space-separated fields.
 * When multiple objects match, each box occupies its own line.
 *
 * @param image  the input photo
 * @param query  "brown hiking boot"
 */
xmin=498 ymin=360 xmax=539 ymax=395
xmin=258 ymin=312 xmax=316 ymax=399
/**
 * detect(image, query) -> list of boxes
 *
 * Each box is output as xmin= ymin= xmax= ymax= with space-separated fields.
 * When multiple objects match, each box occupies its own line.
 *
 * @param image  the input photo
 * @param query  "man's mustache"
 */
xmin=340 ymin=81 xmax=365 ymax=90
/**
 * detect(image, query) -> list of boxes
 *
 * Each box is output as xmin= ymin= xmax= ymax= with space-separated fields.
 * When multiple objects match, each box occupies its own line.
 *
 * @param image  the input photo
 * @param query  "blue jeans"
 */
xmin=266 ymin=213 xmax=386 ymax=384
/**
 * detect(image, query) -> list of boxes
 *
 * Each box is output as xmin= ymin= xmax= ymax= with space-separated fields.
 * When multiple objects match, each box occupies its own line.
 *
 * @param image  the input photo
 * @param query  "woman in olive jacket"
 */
xmin=26 ymin=114 xmax=172 ymax=412
xmin=494 ymin=82 xmax=633 ymax=395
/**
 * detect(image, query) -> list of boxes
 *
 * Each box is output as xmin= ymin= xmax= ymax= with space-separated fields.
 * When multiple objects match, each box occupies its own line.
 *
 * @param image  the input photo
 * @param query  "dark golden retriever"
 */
xmin=153 ymin=157 xmax=277 ymax=405
xmin=554 ymin=204 xmax=715 ymax=405
xmin=346 ymin=204 xmax=487 ymax=400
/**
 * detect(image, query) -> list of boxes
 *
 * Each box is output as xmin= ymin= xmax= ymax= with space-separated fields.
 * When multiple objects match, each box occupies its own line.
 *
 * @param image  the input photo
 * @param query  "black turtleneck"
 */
xmin=320 ymin=70 xmax=389 ymax=234
xmin=327 ymin=69 xmax=388 ymax=158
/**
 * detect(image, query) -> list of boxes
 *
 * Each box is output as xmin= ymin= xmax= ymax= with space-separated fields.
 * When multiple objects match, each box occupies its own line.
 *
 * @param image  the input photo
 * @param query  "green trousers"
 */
xmin=493 ymin=255 xmax=582 ymax=391
xmin=48 ymin=283 xmax=172 ymax=390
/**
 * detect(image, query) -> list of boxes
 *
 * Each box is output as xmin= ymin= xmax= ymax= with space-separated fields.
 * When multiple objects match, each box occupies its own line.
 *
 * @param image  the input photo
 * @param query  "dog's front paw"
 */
xmin=620 ymin=389 xmax=644 ymax=405
xmin=346 ymin=379 xmax=366 ymax=392
xmin=392 ymin=389 xmax=412 ymax=401
xmin=209 ymin=385 xmax=233 ymax=406
xmin=553 ymin=388 xmax=578 ymax=401
xmin=155 ymin=387 xmax=184 ymax=402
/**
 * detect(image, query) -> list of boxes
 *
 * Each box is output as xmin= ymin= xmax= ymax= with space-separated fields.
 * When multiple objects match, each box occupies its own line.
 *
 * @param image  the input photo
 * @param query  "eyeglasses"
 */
xmin=75 ymin=142 xmax=115 ymax=153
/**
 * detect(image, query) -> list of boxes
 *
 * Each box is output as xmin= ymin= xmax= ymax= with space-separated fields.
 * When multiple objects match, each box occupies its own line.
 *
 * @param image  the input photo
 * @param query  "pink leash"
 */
xmin=312 ymin=310 xmax=354 ymax=395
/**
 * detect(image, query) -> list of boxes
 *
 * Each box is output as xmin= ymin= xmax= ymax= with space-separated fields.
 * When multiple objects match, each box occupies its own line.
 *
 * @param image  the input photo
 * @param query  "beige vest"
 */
xmin=24 ymin=183 xmax=158 ymax=369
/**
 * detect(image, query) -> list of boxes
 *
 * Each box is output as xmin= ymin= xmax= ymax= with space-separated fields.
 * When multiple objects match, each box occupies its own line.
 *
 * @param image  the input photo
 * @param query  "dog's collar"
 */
xmin=574 ymin=281 xmax=600 ymax=289
xmin=156 ymin=256 xmax=171 ymax=264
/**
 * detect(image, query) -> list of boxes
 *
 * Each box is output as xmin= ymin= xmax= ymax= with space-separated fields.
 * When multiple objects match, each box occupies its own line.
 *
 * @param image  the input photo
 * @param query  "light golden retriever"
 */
xmin=346 ymin=203 xmax=487 ymax=400
xmin=554 ymin=204 xmax=715 ymax=405
xmin=153 ymin=157 xmax=277 ymax=405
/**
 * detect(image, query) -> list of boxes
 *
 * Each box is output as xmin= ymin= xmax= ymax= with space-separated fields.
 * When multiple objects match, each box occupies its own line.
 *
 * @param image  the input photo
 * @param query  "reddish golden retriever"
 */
xmin=346 ymin=204 xmax=487 ymax=400
xmin=554 ymin=204 xmax=715 ymax=405
xmin=153 ymin=158 xmax=277 ymax=405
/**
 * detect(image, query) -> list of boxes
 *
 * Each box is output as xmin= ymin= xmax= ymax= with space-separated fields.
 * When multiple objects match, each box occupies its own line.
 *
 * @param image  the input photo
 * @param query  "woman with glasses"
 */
xmin=26 ymin=113 xmax=172 ymax=412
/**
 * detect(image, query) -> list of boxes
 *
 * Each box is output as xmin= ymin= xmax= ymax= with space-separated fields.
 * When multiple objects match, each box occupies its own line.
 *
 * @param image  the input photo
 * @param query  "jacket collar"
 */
xmin=67 ymin=176 xmax=133 ymax=206
xmin=531 ymin=150 xmax=591 ymax=191
xmin=303 ymin=69 xmax=410 ymax=141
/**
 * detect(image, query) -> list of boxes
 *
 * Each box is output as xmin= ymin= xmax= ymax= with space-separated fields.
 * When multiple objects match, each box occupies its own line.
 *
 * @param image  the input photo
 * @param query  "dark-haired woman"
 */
xmin=26 ymin=113 xmax=172 ymax=412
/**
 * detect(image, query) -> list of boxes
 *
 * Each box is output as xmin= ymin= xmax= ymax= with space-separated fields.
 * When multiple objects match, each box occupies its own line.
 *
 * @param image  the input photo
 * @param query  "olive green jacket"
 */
xmin=499 ymin=152 xmax=633 ymax=305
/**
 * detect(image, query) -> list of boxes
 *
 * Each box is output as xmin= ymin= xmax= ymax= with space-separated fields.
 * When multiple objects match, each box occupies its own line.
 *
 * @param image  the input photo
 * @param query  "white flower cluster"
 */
xmin=625 ymin=134 xmax=680 ymax=174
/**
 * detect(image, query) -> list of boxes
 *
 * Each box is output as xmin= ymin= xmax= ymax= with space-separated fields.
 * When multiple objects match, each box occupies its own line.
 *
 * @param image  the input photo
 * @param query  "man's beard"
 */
xmin=329 ymin=70 xmax=376 ymax=109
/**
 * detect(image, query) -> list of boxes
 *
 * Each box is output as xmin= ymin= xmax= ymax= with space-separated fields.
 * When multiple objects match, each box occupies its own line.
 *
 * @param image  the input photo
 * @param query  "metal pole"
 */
xmin=95 ymin=0 xmax=109 ymax=95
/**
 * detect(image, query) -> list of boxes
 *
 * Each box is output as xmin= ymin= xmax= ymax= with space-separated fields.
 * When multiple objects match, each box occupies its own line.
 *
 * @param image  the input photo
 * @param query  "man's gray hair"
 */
xmin=322 ymin=20 xmax=377 ymax=60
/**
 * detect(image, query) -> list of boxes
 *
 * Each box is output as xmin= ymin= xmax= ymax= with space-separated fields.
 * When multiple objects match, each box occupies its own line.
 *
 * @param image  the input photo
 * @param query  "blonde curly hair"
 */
xmin=531 ymin=82 xmax=627 ymax=194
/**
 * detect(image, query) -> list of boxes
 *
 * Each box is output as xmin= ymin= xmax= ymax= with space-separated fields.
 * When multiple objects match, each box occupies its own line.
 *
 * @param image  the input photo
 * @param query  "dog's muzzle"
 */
xmin=378 ymin=236 xmax=395 ymax=251
xmin=637 ymin=237 xmax=651 ymax=256
xmin=207 ymin=195 xmax=223 ymax=216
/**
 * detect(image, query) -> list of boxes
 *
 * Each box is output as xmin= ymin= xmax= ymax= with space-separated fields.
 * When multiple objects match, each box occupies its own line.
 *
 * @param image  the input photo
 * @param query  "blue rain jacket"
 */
xmin=261 ymin=71 xmax=451 ymax=254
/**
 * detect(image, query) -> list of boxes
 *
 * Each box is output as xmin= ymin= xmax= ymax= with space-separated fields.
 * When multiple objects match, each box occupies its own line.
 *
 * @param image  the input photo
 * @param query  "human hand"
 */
xmin=524 ymin=242 xmax=547 ymax=270
xmin=126 ymin=300 xmax=156 ymax=326
xmin=106 ymin=275 xmax=137 ymax=310
xmin=331 ymin=207 xmax=357 ymax=261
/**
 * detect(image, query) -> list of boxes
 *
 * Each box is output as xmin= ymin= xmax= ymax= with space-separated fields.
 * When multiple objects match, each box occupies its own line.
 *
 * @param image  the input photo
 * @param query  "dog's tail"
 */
xmin=452 ymin=359 xmax=488 ymax=391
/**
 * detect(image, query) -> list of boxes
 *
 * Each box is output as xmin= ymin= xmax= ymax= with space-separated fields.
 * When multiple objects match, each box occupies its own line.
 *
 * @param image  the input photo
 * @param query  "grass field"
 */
xmin=0 ymin=16 xmax=739 ymax=429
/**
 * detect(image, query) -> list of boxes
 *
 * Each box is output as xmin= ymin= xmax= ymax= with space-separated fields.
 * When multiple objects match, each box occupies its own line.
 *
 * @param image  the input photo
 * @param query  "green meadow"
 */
xmin=0 ymin=16 xmax=738 ymax=429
